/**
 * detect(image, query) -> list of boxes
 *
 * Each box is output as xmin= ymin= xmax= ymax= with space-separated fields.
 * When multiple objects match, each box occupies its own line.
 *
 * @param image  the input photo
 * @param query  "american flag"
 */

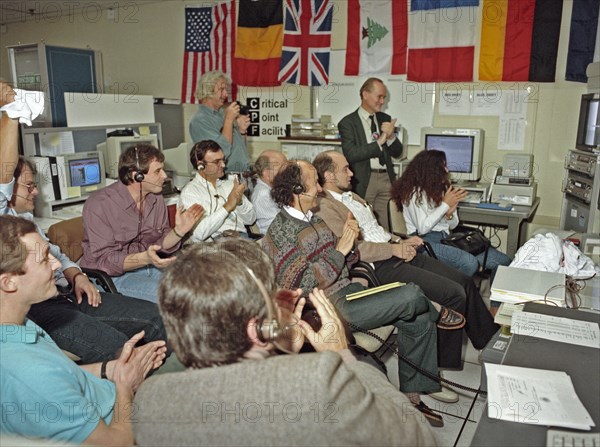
xmin=278 ymin=0 xmax=333 ymax=86
xmin=181 ymin=2 xmax=235 ymax=104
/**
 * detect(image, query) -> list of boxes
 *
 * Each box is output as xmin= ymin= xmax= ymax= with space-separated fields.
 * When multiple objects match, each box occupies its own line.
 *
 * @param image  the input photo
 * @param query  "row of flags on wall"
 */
xmin=181 ymin=0 xmax=599 ymax=104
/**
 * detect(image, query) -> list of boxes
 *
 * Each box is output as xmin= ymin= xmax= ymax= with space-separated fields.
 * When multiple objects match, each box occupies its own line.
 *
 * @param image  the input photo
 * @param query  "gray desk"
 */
xmin=471 ymin=303 xmax=600 ymax=446
xmin=457 ymin=198 xmax=540 ymax=257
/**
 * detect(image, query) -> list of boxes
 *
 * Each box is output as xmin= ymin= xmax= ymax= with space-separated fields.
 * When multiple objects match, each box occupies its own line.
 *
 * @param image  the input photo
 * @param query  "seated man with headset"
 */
xmin=178 ymin=139 xmax=256 ymax=242
xmin=133 ymin=239 xmax=437 ymax=446
xmin=81 ymin=144 xmax=204 ymax=302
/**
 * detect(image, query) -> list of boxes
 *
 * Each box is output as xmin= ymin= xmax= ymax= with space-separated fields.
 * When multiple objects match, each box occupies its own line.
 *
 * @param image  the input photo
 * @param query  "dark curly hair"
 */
xmin=391 ymin=150 xmax=450 ymax=211
xmin=271 ymin=160 xmax=305 ymax=207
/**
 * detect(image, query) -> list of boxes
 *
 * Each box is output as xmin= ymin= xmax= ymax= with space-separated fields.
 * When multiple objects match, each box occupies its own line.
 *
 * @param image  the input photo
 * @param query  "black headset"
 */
xmin=192 ymin=146 xmax=206 ymax=171
xmin=244 ymin=266 xmax=281 ymax=344
xmin=291 ymin=163 xmax=305 ymax=195
xmin=133 ymin=147 xmax=145 ymax=183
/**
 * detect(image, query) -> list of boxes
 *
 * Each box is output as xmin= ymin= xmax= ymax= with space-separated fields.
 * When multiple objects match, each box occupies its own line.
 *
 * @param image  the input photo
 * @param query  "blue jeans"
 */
xmin=423 ymin=231 xmax=512 ymax=280
xmin=111 ymin=266 xmax=163 ymax=303
xmin=27 ymin=293 xmax=167 ymax=364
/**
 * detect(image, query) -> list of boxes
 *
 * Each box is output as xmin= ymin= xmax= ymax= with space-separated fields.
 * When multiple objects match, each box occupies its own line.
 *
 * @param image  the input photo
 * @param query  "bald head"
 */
xmin=254 ymin=150 xmax=287 ymax=186
xmin=313 ymin=151 xmax=353 ymax=193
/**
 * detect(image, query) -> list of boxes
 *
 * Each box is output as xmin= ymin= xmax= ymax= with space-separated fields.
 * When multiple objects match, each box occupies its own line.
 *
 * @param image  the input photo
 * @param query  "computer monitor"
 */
xmin=421 ymin=127 xmax=484 ymax=182
xmin=575 ymin=93 xmax=600 ymax=152
xmin=61 ymin=151 xmax=106 ymax=197
xmin=163 ymin=143 xmax=195 ymax=189
xmin=97 ymin=134 xmax=159 ymax=178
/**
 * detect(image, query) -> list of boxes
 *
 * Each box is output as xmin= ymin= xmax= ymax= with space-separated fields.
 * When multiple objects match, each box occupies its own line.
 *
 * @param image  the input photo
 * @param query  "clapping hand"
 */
xmin=299 ymin=288 xmax=348 ymax=353
xmin=175 ymin=203 xmax=204 ymax=235
xmin=109 ymin=331 xmax=167 ymax=393
xmin=336 ymin=213 xmax=359 ymax=256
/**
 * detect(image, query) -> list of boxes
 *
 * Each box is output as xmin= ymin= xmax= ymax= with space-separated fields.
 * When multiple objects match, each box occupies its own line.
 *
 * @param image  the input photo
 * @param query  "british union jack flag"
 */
xmin=278 ymin=0 xmax=333 ymax=86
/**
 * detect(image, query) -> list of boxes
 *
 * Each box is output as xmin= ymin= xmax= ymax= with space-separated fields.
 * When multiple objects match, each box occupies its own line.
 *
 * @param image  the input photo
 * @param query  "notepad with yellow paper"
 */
xmin=346 ymin=282 xmax=406 ymax=301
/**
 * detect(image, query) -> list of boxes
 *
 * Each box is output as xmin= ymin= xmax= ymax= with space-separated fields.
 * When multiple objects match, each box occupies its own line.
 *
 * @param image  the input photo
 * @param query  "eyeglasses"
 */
xmin=18 ymin=182 xmax=38 ymax=193
xmin=205 ymin=158 xmax=227 ymax=166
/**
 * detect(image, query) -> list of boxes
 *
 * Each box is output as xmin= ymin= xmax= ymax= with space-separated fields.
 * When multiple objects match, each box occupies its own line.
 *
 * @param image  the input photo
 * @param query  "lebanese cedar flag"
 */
xmin=181 ymin=2 xmax=236 ymax=104
xmin=345 ymin=0 xmax=408 ymax=76
xmin=479 ymin=0 xmax=563 ymax=82
xmin=408 ymin=0 xmax=480 ymax=82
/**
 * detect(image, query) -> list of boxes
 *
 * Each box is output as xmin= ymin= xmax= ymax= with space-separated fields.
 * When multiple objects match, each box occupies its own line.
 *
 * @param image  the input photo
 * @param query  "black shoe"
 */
xmin=414 ymin=401 xmax=444 ymax=427
xmin=437 ymin=307 xmax=466 ymax=330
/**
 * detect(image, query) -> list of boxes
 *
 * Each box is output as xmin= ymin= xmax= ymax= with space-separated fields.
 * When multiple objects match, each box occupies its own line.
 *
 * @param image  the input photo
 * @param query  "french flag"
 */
xmin=407 ymin=0 xmax=479 ymax=82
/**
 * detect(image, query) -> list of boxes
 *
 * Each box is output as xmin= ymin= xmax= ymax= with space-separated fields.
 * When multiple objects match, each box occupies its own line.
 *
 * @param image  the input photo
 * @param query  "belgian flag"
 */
xmin=479 ymin=0 xmax=563 ymax=82
xmin=233 ymin=0 xmax=283 ymax=86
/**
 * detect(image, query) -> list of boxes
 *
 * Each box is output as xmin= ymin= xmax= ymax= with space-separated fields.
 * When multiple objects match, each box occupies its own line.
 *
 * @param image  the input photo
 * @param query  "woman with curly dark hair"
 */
xmin=391 ymin=150 xmax=511 ymax=279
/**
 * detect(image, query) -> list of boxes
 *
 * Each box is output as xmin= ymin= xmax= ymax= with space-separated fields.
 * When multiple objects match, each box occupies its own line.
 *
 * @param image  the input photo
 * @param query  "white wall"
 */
xmin=1 ymin=0 xmax=589 ymax=234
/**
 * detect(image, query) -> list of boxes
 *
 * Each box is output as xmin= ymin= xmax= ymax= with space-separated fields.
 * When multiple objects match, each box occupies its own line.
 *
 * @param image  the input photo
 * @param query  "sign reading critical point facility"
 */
xmin=237 ymin=86 xmax=298 ymax=141
xmin=245 ymin=97 xmax=288 ymax=138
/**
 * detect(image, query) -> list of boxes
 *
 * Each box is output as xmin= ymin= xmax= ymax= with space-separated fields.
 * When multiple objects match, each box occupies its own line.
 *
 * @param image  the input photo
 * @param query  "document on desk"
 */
xmin=511 ymin=312 xmax=600 ymax=349
xmin=485 ymin=364 xmax=595 ymax=430
xmin=490 ymin=266 xmax=565 ymax=305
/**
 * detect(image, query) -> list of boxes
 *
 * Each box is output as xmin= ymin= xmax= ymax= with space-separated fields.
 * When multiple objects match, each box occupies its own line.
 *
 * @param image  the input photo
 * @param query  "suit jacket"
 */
xmin=133 ymin=351 xmax=436 ymax=446
xmin=338 ymin=109 xmax=403 ymax=198
xmin=316 ymin=190 xmax=395 ymax=263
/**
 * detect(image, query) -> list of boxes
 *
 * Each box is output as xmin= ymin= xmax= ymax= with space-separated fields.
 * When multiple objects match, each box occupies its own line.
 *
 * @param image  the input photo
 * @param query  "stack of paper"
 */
xmin=510 ymin=312 xmax=600 ymax=348
xmin=493 ymin=302 xmax=525 ymax=326
xmin=490 ymin=266 xmax=565 ymax=305
xmin=485 ymin=364 xmax=595 ymax=430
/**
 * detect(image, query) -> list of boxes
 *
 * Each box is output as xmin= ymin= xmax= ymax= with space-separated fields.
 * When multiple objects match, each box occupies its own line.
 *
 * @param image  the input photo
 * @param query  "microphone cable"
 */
xmin=349 ymin=322 xmax=487 ymax=396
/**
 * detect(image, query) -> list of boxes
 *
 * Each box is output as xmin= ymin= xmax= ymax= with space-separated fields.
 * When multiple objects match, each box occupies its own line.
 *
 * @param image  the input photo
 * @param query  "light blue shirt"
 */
xmin=1 ymin=178 xmax=79 ymax=287
xmin=0 ymin=320 xmax=116 ymax=443
xmin=250 ymin=178 xmax=279 ymax=234
xmin=189 ymin=104 xmax=250 ymax=173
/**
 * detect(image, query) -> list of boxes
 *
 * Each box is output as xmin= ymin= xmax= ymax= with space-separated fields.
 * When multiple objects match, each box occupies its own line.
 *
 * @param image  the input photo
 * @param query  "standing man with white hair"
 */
xmin=189 ymin=71 xmax=251 ymax=173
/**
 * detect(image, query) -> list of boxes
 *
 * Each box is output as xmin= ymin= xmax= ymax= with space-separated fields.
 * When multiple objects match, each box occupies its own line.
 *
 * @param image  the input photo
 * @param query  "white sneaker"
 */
xmin=428 ymin=386 xmax=459 ymax=403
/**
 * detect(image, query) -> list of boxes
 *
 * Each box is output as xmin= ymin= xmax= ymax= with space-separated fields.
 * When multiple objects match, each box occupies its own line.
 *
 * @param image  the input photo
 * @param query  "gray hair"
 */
xmin=195 ymin=71 xmax=230 ymax=102
xmin=158 ymin=240 xmax=273 ymax=368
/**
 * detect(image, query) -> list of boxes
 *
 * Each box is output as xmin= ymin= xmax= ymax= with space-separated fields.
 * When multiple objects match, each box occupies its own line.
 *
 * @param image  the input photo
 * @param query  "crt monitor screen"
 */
xmin=424 ymin=134 xmax=475 ymax=173
xmin=68 ymin=157 xmax=102 ymax=187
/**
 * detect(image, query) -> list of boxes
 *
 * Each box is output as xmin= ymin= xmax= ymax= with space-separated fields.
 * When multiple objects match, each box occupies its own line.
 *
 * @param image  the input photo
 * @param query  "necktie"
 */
xmin=370 ymin=115 xmax=386 ymax=166
xmin=369 ymin=114 xmax=377 ymax=135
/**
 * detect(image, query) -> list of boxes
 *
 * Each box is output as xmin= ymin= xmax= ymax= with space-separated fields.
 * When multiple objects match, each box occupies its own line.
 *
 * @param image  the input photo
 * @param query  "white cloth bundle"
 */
xmin=0 ymin=89 xmax=44 ymax=126
xmin=511 ymin=232 xmax=599 ymax=278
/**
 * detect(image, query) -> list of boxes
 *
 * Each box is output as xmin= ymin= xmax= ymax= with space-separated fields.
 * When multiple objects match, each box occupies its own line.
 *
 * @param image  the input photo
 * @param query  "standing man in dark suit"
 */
xmin=338 ymin=77 xmax=403 ymax=231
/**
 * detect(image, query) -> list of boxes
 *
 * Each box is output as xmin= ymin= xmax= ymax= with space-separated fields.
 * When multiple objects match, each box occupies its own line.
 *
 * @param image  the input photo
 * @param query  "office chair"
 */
xmin=348 ymin=260 xmax=396 ymax=374
xmin=47 ymin=217 xmax=118 ymax=294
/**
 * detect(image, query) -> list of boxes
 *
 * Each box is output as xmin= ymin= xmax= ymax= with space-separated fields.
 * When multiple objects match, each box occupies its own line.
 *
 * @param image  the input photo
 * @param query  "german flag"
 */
xmin=233 ymin=0 xmax=283 ymax=86
xmin=479 ymin=0 xmax=563 ymax=82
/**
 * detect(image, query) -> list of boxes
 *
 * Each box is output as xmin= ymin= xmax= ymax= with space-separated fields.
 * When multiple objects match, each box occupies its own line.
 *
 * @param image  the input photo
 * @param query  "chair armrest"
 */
xmin=421 ymin=241 xmax=438 ymax=259
xmin=391 ymin=231 xmax=409 ymax=240
xmin=349 ymin=261 xmax=381 ymax=287
xmin=82 ymin=268 xmax=119 ymax=294
xmin=245 ymin=224 xmax=264 ymax=241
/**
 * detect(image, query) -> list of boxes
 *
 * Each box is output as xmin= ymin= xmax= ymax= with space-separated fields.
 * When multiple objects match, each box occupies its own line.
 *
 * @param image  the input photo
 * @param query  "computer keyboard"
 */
xmin=53 ymin=204 xmax=85 ymax=220
xmin=459 ymin=192 xmax=482 ymax=204
xmin=546 ymin=430 xmax=599 ymax=447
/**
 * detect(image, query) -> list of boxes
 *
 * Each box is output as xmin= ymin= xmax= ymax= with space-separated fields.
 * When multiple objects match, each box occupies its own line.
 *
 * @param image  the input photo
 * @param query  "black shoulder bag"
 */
xmin=441 ymin=225 xmax=491 ymax=270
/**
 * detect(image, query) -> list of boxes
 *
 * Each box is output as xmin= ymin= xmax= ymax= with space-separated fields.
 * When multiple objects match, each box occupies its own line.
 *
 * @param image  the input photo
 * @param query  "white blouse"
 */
xmin=403 ymin=192 xmax=459 ymax=235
